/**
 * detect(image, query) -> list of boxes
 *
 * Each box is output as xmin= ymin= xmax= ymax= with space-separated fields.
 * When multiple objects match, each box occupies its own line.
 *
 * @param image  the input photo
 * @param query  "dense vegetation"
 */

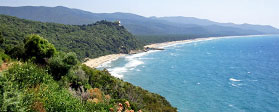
xmin=0 ymin=14 xmax=142 ymax=60
xmin=0 ymin=34 xmax=177 ymax=111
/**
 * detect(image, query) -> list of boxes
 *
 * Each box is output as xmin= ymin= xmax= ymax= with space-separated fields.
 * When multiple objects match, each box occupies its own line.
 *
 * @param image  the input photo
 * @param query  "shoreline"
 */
xmin=83 ymin=35 xmax=266 ymax=68
xmin=145 ymin=34 xmax=265 ymax=48
xmin=83 ymin=54 xmax=126 ymax=68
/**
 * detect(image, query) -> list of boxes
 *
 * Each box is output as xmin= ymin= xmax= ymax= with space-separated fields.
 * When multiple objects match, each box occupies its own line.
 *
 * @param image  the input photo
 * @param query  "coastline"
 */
xmin=83 ymin=35 xmax=265 ymax=68
xmin=83 ymin=54 xmax=126 ymax=68
xmin=145 ymin=35 xmax=265 ymax=48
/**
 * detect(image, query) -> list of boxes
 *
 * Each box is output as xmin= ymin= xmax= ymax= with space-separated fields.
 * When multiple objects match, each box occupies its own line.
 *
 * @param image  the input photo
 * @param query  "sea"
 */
xmin=99 ymin=35 xmax=279 ymax=112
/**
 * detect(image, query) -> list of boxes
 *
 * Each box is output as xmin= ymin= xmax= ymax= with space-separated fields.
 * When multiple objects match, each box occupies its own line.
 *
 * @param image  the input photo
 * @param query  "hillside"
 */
xmin=0 ymin=6 xmax=278 ymax=36
xmin=156 ymin=16 xmax=279 ymax=34
xmin=0 ymin=14 xmax=142 ymax=60
xmin=0 ymin=19 xmax=176 ymax=111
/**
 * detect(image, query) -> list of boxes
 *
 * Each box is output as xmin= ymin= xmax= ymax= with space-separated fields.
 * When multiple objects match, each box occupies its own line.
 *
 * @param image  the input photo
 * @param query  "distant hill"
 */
xmin=156 ymin=16 xmax=279 ymax=34
xmin=0 ymin=15 xmax=142 ymax=60
xmin=0 ymin=6 xmax=278 ymax=36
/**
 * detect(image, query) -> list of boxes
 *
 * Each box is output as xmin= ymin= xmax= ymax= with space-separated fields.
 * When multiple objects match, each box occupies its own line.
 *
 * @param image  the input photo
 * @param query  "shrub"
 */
xmin=48 ymin=52 xmax=78 ymax=80
xmin=0 ymin=32 xmax=4 ymax=45
xmin=6 ymin=44 xmax=25 ymax=60
xmin=2 ymin=62 xmax=86 ymax=112
xmin=28 ymin=83 xmax=86 ymax=112
xmin=0 ymin=75 xmax=30 ymax=112
xmin=67 ymin=65 xmax=89 ymax=89
xmin=0 ymin=52 xmax=11 ymax=64
xmin=5 ymin=62 xmax=52 ymax=89
xmin=81 ymin=65 xmax=177 ymax=111
xmin=24 ymin=34 xmax=56 ymax=63
xmin=0 ymin=74 xmax=6 ymax=108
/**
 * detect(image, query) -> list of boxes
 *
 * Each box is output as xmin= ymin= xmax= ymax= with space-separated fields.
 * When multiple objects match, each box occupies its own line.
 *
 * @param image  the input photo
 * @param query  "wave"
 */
xmin=170 ymin=53 xmax=178 ymax=56
xmin=231 ymin=83 xmax=243 ymax=87
xmin=108 ymin=67 xmax=127 ymax=78
xmin=139 ymin=57 xmax=154 ymax=60
xmin=125 ymin=59 xmax=144 ymax=68
xmin=107 ymin=51 xmax=157 ymax=78
xmin=229 ymin=78 xmax=241 ymax=82
xmin=108 ymin=60 xmax=144 ymax=78
xmin=97 ymin=60 xmax=113 ymax=68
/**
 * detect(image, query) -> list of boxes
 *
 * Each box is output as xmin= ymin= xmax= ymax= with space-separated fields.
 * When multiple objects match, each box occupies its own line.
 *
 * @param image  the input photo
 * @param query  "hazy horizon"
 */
xmin=0 ymin=0 xmax=278 ymax=28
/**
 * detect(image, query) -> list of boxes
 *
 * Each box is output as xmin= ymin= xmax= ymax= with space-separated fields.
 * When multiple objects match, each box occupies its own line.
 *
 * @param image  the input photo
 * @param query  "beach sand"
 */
xmin=144 ymin=35 xmax=265 ymax=48
xmin=83 ymin=54 xmax=126 ymax=68
xmin=145 ymin=36 xmax=230 ymax=48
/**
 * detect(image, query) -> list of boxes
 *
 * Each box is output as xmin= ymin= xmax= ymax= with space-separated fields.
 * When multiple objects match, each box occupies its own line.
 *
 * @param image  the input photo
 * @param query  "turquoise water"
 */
xmin=101 ymin=35 xmax=279 ymax=112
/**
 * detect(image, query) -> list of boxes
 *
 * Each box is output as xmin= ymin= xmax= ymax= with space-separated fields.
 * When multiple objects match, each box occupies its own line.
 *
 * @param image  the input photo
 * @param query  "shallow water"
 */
xmin=101 ymin=35 xmax=279 ymax=112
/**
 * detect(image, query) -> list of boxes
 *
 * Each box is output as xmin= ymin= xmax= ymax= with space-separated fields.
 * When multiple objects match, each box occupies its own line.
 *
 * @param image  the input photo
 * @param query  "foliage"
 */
xmin=5 ymin=43 xmax=25 ymax=59
xmin=0 ymin=51 xmax=10 ymax=64
xmin=0 ymin=32 xmax=4 ymax=45
xmin=28 ymin=83 xmax=86 ymax=112
xmin=1 ymin=62 xmax=86 ymax=112
xmin=66 ymin=65 xmax=89 ymax=89
xmin=0 ymin=53 xmax=177 ymax=111
xmin=48 ymin=52 xmax=78 ymax=80
xmin=0 ymin=72 xmax=32 ymax=112
xmin=0 ymin=15 xmax=177 ymax=111
xmin=82 ymin=65 xmax=177 ymax=111
xmin=0 ymin=15 xmax=143 ymax=60
xmin=5 ymin=62 xmax=52 ymax=89
xmin=0 ymin=80 xmax=26 ymax=111
xmin=24 ymin=34 xmax=56 ymax=63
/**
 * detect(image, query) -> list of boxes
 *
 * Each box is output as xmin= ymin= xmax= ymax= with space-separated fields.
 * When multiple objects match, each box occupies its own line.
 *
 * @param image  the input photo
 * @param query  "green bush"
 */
xmin=28 ymin=83 xmax=86 ymax=112
xmin=0 ymin=32 xmax=4 ymax=45
xmin=0 ymin=74 xmax=6 ymax=108
xmin=1 ymin=62 xmax=88 ymax=112
xmin=48 ymin=52 xmax=78 ymax=80
xmin=83 ymin=102 xmax=111 ymax=112
xmin=0 ymin=51 xmax=11 ymax=64
xmin=0 ymin=74 xmax=30 ymax=112
xmin=5 ymin=62 xmax=52 ymax=89
xmin=6 ymin=43 xmax=25 ymax=60
xmin=66 ymin=65 xmax=89 ymax=89
xmin=81 ymin=65 xmax=177 ymax=111
xmin=24 ymin=34 xmax=56 ymax=63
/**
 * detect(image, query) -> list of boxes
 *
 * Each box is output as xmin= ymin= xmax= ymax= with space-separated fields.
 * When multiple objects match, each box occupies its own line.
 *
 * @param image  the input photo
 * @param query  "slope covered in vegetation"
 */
xmin=0 ymin=14 xmax=143 ymax=60
xmin=0 ymin=34 xmax=176 ymax=111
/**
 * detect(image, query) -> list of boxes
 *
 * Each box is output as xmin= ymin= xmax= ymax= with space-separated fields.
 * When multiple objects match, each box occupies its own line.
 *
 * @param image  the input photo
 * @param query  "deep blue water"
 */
xmin=101 ymin=35 xmax=279 ymax=112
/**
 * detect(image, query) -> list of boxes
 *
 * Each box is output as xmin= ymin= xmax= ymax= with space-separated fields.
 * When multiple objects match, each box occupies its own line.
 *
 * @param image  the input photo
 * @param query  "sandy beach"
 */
xmin=83 ymin=35 xmax=262 ymax=68
xmin=83 ymin=54 xmax=126 ymax=68
xmin=144 ymin=35 xmax=251 ymax=48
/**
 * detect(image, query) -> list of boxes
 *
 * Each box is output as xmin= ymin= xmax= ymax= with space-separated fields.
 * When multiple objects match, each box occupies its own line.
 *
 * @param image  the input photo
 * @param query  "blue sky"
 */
xmin=0 ymin=0 xmax=278 ymax=28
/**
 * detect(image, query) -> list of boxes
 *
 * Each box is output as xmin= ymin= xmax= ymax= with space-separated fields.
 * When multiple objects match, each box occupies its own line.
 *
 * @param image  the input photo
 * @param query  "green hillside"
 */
xmin=0 ymin=16 xmax=177 ymax=111
xmin=0 ymin=14 xmax=143 ymax=60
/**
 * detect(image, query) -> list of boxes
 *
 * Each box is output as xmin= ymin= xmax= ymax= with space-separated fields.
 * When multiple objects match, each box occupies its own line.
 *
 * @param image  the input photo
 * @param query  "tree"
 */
xmin=24 ymin=34 xmax=56 ymax=63
xmin=6 ymin=44 xmax=25 ymax=59
xmin=0 ymin=32 xmax=4 ymax=45
xmin=48 ymin=52 xmax=78 ymax=80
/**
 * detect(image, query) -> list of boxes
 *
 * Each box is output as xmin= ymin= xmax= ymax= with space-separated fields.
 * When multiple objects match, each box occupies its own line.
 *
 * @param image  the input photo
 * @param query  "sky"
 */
xmin=0 ymin=0 xmax=279 ymax=28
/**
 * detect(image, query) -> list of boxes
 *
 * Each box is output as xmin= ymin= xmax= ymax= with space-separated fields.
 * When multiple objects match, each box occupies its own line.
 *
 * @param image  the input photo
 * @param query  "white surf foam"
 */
xmin=108 ymin=67 xmax=127 ymax=78
xmin=231 ymin=83 xmax=237 ymax=87
xmin=229 ymin=78 xmax=241 ymax=82
xmin=170 ymin=53 xmax=178 ymax=56
xmin=107 ymin=51 xmax=159 ymax=78
xmin=125 ymin=59 xmax=144 ymax=68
